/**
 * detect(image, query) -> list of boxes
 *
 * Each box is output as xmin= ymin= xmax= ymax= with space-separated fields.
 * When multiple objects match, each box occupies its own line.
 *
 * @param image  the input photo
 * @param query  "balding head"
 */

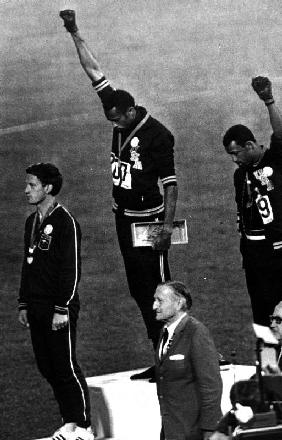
xmin=153 ymin=281 xmax=192 ymax=325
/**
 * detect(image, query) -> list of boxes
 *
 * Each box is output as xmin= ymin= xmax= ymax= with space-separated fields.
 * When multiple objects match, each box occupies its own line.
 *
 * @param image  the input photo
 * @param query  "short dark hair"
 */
xmin=103 ymin=89 xmax=135 ymax=113
xmin=229 ymin=380 xmax=263 ymax=412
xmin=223 ymin=124 xmax=256 ymax=148
xmin=159 ymin=281 xmax=192 ymax=310
xmin=26 ymin=163 xmax=63 ymax=196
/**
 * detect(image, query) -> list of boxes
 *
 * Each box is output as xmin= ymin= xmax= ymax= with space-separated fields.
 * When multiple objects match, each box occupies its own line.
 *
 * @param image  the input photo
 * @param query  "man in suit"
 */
xmin=153 ymin=281 xmax=222 ymax=440
xmin=270 ymin=302 xmax=282 ymax=346
xmin=268 ymin=301 xmax=282 ymax=372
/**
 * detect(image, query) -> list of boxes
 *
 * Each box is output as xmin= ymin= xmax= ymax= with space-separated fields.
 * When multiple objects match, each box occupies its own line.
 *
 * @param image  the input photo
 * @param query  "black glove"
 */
xmin=251 ymin=76 xmax=274 ymax=106
xmin=59 ymin=10 xmax=78 ymax=33
xmin=152 ymin=229 xmax=172 ymax=251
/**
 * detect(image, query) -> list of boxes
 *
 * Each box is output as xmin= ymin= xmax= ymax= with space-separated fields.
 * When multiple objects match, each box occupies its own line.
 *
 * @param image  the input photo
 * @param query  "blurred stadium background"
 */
xmin=1 ymin=0 xmax=282 ymax=438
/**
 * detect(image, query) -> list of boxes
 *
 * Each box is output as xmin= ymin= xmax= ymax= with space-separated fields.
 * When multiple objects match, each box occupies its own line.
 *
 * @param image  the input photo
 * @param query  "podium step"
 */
xmin=33 ymin=365 xmax=256 ymax=440
xmin=34 ymin=438 xmax=113 ymax=440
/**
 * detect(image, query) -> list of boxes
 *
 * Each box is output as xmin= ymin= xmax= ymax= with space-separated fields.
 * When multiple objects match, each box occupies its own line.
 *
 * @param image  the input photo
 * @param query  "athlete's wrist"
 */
xmin=163 ymin=225 xmax=173 ymax=234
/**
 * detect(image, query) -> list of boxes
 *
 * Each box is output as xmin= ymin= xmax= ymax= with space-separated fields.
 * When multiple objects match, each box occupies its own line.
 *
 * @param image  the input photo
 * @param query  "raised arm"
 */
xmin=59 ymin=10 xmax=104 ymax=83
xmin=252 ymin=76 xmax=282 ymax=137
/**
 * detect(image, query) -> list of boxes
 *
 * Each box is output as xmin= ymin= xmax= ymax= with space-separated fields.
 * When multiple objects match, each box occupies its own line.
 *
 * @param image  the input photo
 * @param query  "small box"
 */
xmin=131 ymin=219 xmax=188 ymax=247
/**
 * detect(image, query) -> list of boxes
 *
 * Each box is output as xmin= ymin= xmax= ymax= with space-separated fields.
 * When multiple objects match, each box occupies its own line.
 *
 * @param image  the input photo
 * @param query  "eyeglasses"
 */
xmin=269 ymin=315 xmax=282 ymax=325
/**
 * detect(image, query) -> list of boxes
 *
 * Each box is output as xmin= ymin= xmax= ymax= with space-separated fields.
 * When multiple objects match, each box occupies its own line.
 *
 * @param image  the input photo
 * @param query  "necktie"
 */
xmin=160 ymin=328 xmax=169 ymax=358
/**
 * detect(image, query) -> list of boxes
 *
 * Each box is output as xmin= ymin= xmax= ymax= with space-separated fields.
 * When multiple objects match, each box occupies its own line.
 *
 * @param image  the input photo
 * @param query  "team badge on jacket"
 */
xmin=130 ymin=137 xmax=143 ymax=170
xmin=39 ymin=224 xmax=53 ymax=251
xmin=38 ymin=234 xmax=52 ymax=251
xmin=253 ymin=167 xmax=274 ymax=191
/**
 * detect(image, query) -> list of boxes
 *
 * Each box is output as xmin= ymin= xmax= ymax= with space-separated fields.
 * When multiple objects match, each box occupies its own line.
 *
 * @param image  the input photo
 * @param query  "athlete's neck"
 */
xmin=252 ymin=145 xmax=266 ymax=168
xmin=37 ymin=196 xmax=56 ymax=220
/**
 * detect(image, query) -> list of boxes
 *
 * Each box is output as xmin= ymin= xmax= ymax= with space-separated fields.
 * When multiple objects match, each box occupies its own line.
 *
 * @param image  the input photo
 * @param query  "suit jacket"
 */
xmin=155 ymin=314 xmax=222 ymax=440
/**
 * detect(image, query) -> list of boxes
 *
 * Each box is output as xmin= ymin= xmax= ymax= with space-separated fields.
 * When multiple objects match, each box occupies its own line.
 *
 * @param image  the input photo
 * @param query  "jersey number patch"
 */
xmin=111 ymin=155 xmax=132 ymax=189
xmin=255 ymin=194 xmax=273 ymax=224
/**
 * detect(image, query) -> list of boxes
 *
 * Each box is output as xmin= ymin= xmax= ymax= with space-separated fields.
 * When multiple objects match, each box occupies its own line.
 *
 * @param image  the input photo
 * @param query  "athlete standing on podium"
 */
xmin=223 ymin=77 xmax=282 ymax=326
xmin=18 ymin=163 xmax=94 ymax=440
xmin=59 ymin=10 xmax=178 ymax=381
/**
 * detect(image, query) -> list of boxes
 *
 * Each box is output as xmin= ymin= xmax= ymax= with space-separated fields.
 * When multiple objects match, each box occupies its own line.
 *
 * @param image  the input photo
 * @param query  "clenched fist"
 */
xmin=251 ymin=76 xmax=274 ymax=105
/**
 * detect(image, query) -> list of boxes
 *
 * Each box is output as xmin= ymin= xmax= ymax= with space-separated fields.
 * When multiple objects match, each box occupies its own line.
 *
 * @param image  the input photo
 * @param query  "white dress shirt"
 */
xmin=159 ymin=312 xmax=187 ymax=358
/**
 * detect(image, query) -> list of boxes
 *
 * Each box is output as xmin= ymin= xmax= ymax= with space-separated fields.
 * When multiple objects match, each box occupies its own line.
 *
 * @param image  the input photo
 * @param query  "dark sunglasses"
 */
xmin=269 ymin=315 xmax=282 ymax=324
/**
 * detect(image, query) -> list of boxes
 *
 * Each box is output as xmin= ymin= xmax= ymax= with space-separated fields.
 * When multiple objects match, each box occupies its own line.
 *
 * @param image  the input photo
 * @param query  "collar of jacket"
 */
xmin=157 ymin=314 xmax=197 ymax=362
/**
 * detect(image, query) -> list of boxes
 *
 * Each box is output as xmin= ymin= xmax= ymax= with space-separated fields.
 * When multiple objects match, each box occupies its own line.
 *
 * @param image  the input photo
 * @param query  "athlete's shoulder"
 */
xmin=146 ymin=114 xmax=173 ymax=137
xmin=270 ymin=132 xmax=282 ymax=146
xmin=267 ymin=134 xmax=282 ymax=162
xmin=52 ymin=204 xmax=79 ymax=226
xmin=142 ymin=116 xmax=174 ymax=151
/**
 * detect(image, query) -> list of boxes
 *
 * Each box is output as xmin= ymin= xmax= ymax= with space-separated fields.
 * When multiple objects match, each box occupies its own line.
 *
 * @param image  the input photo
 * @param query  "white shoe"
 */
xmin=74 ymin=426 xmax=95 ymax=440
xmin=52 ymin=423 xmax=77 ymax=440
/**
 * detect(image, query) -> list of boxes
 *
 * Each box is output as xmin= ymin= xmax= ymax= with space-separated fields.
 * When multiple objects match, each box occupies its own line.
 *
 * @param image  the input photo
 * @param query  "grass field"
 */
xmin=1 ymin=0 xmax=282 ymax=439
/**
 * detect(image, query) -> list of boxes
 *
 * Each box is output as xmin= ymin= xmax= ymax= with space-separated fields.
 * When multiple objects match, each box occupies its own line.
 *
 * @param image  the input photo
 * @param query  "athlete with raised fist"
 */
xmin=59 ymin=10 xmax=178 ymax=381
xmin=223 ymin=76 xmax=282 ymax=325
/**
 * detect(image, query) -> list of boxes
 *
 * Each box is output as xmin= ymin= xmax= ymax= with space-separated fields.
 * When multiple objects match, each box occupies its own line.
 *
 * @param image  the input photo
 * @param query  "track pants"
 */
xmin=27 ymin=303 xmax=91 ymax=428
xmin=115 ymin=213 xmax=171 ymax=348
xmin=245 ymin=259 xmax=282 ymax=326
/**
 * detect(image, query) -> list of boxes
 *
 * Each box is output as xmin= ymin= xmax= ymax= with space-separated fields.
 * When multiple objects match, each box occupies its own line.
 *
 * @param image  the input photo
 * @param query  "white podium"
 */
xmin=34 ymin=365 xmax=256 ymax=440
xmin=87 ymin=365 xmax=256 ymax=440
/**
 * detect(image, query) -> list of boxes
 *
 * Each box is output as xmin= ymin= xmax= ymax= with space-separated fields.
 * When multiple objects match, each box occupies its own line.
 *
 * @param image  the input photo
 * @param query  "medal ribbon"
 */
xmin=278 ymin=347 xmax=282 ymax=369
xmin=117 ymin=113 xmax=150 ymax=159
xmin=28 ymin=212 xmax=40 ymax=254
xmin=27 ymin=203 xmax=57 ymax=263
xmin=246 ymin=172 xmax=252 ymax=207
